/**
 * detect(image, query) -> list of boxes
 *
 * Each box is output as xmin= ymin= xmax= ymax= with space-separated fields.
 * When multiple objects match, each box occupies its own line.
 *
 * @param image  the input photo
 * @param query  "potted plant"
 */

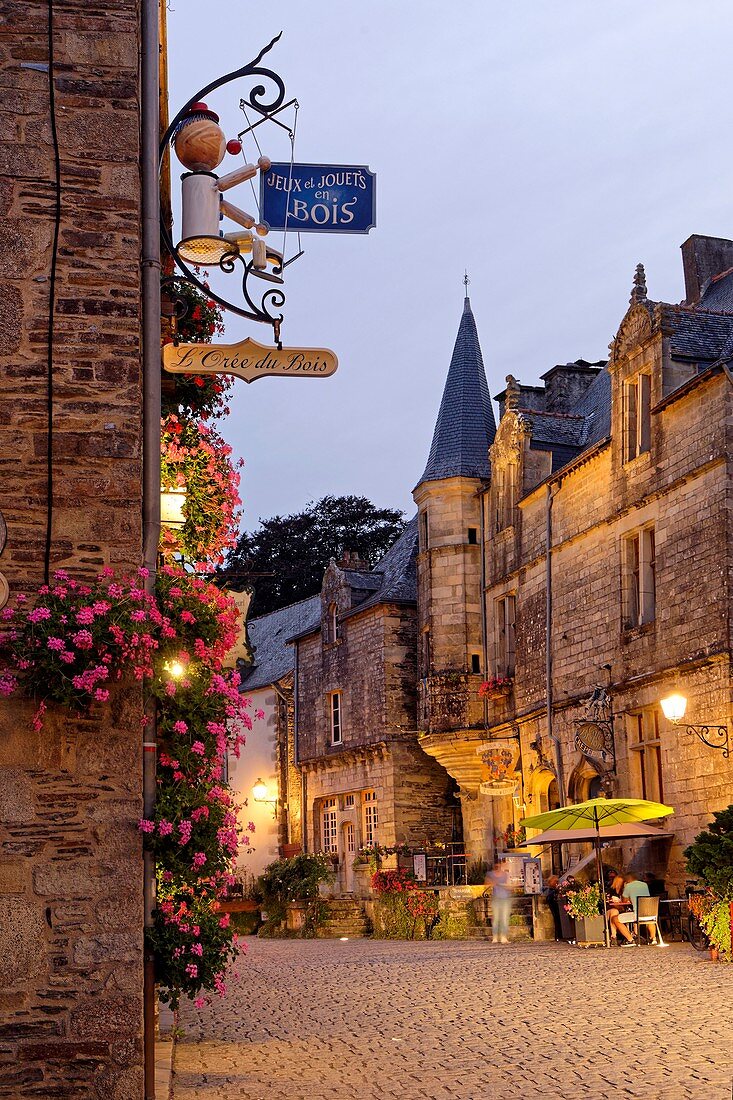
xmin=479 ymin=675 xmax=514 ymax=700
xmin=565 ymin=882 xmax=605 ymax=945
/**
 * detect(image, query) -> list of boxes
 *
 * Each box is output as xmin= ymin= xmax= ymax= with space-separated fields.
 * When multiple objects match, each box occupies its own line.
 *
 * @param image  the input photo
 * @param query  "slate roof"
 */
xmin=239 ymin=594 xmax=321 ymax=692
xmin=665 ymin=304 xmax=733 ymax=361
xmin=343 ymin=515 xmax=419 ymax=618
xmin=418 ymin=298 xmax=496 ymax=485
xmin=697 ymin=269 xmax=733 ymax=314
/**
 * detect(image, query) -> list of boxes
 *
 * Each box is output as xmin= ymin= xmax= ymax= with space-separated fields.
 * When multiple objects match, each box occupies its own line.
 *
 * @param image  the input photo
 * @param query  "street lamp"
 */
xmin=660 ymin=692 xmax=729 ymax=757
xmin=252 ymin=777 xmax=278 ymax=817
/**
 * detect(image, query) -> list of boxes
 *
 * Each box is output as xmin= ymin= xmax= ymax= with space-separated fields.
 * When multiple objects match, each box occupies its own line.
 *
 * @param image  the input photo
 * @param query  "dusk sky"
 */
xmin=167 ymin=1 xmax=733 ymax=529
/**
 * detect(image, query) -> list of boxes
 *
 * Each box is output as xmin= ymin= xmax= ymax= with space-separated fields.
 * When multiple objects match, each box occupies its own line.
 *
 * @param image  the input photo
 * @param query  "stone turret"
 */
xmin=412 ymin=294 xmax=495 ymax=801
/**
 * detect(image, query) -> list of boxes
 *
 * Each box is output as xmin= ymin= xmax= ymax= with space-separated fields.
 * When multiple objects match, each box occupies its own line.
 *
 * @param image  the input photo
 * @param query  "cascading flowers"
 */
xmin=160 ymin=414 xmax=243 ymax=569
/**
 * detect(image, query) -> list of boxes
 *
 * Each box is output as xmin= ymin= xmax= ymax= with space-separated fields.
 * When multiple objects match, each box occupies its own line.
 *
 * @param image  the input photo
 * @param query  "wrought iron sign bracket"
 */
xmin=160 ymin=33 xmax=290 ymax=339
xmin=685 ymin=723 xmax=729 ymax=758
xmin=574 ymin=686 xmax=617 ymax=770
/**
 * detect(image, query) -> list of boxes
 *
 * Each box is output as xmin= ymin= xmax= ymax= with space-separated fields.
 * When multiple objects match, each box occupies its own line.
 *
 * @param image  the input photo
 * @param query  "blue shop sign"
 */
xmin=260 ymin=163 xmax=376 ymax=235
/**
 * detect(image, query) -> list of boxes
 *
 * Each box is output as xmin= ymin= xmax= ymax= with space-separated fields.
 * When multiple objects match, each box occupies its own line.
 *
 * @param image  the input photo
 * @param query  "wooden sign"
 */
xmin=163 ymin=337 xmax=338 ymax=384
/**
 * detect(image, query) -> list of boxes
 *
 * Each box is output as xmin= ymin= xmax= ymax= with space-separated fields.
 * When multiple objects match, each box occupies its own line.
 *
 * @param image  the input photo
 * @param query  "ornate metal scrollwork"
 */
xmin=686 ymin=724 xmax=729 ymax=758
xmin=574 ymin=686 xmax=616 ymax=768
xmin=159 ymin=33 xmax=290 ymax=337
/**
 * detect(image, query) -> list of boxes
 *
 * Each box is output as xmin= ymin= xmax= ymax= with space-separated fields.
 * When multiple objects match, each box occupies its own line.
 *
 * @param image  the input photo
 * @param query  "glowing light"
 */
xmin=660 ymin=693 xmax=687 ymax=723
xmin=252 ymin=778 xmax=269 ymax=802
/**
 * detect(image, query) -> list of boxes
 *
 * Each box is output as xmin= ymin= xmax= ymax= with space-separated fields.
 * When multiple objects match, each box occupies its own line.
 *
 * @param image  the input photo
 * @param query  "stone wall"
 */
xmin=480 ymin=320 xmax=733 ymax=887
xmin=0 ymin=3 xmax=144 ymax=1095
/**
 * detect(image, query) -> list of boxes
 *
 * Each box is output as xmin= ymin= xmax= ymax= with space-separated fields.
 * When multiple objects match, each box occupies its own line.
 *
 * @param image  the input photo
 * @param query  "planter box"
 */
xmin=220 ymin=899 xmax=259 ymax=914
xmin=574 ymin=914 xmax=605 ymax=945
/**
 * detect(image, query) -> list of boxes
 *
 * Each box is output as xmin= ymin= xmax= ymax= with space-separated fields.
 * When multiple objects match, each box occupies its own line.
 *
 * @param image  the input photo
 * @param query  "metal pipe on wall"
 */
xmin=141 ymin=0 xmax=161 ymax=1093
xmin=545 ymin=482 xmax=566 ymax=805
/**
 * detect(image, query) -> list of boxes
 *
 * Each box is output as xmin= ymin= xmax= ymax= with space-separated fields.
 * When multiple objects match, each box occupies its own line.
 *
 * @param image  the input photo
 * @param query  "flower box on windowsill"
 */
xmin=479 ymin=677 xmax=514 ymax=700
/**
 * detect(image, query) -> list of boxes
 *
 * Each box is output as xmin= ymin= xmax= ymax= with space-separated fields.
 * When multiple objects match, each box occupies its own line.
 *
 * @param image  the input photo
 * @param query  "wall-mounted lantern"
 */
xmin=660 ymin=692 xmax=729 ymax=757
xmin=252 ymin=777 xmax=278 ymax=817
xmin=160 ymin=486 xmax=187 ymax=528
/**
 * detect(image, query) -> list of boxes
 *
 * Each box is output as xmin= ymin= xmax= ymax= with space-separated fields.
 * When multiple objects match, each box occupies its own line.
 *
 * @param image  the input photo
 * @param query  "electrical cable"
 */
xmin=44 ymin=0 xmax=62 ymax=584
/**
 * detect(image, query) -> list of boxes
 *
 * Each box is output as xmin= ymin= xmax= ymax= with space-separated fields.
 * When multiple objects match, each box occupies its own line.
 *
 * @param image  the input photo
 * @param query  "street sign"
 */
xmin=260 ymin=162 xmax=376 ymax=234
xmin=163 ymin=336 xmax=338 ymax=384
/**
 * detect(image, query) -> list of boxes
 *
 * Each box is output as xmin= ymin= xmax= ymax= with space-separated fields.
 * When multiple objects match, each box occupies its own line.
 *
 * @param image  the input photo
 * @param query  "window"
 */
xmin=322 ymin=798 xmax=338 ymax=853
xmin=623 ymin=526 xmax=655 ymax=628
xmin=344 ymin=821 xmax=355 ymax=854
xmin=420 ymin=510 xmax=429 ymax=551
xmin=363 ymin=790 xmax=378 ymax=845
xmin=345 ymin=793 xmax=355 ymax=808
xmin=495 ymin=464 xmax=518 ymax=530
xmin=495 ymin=594 xmax=516 ymax=677
xmin=422 ymin=627 xmax=431 ymax=674
xmin=327 ymin=602 xmax=340 ymax=644
xmin=470 ymin=653 xmax=481 ymax=674
xmin=628 ymin=709 xmax=664 ymax=803
xmin=329 ymin=691 xmax=342 ymax=745
xmin=467 ymin=527 xmax=478 ymax=545
xmin=623 ymin=373 xmax=651 ymax=462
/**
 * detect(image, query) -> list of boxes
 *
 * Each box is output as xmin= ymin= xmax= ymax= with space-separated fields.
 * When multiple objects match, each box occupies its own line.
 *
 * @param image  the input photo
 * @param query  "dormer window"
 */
xmin=327 ymin=602 xmax=340 ymax=644
xmin=623 ymin=372 xmax=651 ymax=463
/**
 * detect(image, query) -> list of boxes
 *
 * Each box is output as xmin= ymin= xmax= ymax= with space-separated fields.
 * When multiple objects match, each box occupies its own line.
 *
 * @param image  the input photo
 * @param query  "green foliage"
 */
xmin=223 ymin=495 xmax=405 ymax=616
xmin=685 ymin=805 xmax=733 ymax=900
xmin=257 ymin=854 xmax=334 ymax=935
xmin=467 ymin=858 xmax=488 ymax=885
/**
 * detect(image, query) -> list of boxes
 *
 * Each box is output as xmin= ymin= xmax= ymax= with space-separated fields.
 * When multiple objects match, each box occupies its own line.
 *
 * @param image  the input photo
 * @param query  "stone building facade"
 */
xmin=293 ymin=536 xmax=458 ymax=893
xmin=240 ymin=239 xmax=733 ymax=901
xmin=416 ymin=238 xmax=733 ymax=889
xmin=0 ymin=4 xmax=146 ymax=1095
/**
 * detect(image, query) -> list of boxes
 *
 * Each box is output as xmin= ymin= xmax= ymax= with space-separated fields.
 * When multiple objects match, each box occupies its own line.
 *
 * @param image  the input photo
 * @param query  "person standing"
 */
xmin=487 ymin=859 xmax=512 ymax=944
xmin=544 ymin=874 xmax=563 ymax=940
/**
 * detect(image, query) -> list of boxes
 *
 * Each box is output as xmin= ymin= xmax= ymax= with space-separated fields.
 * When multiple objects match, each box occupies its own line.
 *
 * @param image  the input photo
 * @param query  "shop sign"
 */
xmin=260 ymin=162 xmax=376 ymax=234
xmin=163 ymin=337 xmax=338 ymax=384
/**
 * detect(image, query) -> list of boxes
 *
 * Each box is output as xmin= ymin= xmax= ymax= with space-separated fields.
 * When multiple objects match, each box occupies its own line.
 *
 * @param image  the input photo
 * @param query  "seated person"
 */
xmin=643 ymin=871 xmax=666 ymax=897
xmin=607 ymin=871 xmax=650 ymax=946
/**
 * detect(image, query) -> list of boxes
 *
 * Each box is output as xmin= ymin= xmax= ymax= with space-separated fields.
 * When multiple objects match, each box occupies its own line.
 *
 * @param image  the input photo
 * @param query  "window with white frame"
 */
xmin=627 ymin=709 xmax=664 ymax=803
xmin=329 ymin=691 xmax=342 ymax=745
xmin=623 ymin=373 xmax=651 ymax=463
xmin=363 ymin=790 xmax=378 ymax=845
xmin=495 ymin=594 xmax=516 ymax=677
xmin=322 ymin=798 xmax=338 ymax=853
xmin=622 ymin=526 xmax=655 ymax=629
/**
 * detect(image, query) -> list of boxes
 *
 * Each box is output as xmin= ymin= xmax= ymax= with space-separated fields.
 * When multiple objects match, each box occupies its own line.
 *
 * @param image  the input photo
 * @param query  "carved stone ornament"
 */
xmin=476 ymin=737 xmax=520 ymax=795
xmin=610 ymin=303 xmax=653 ymax=363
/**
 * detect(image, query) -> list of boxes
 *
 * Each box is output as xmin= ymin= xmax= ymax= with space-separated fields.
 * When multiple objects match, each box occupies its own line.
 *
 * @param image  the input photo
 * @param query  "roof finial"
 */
xmin=630 ymin=262 xmax=647 ymax=305
xmin=464 ymin=270 xmax=470 ymax=298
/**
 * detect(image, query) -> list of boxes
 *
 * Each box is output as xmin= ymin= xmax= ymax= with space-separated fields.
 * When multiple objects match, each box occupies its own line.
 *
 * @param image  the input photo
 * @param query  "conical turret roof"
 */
xmin=418 ymin=297 xmax=495 ymax=485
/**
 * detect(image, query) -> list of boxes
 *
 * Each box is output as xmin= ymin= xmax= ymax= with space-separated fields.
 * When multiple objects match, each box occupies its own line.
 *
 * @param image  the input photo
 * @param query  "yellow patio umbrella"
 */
xmin=521 ymin=797 xmax=674 ymax=946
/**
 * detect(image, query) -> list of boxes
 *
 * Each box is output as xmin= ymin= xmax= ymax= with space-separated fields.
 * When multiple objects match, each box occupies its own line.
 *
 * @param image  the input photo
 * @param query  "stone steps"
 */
xmin=316 ymin=900 xmax=370 ymax=938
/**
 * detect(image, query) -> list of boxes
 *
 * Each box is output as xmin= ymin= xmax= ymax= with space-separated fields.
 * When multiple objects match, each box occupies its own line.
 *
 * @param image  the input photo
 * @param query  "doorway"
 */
xmin=343 ymin=821 xmax=355 ymax=893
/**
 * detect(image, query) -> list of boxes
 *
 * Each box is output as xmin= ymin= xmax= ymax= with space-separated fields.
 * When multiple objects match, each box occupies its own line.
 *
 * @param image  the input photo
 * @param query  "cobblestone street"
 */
xmin=171 ymin=938 xmax=733 ymax=1100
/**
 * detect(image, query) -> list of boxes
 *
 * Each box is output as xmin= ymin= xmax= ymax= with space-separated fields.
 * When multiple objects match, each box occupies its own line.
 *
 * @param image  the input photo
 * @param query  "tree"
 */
xmin=685 ymin=805 xmax=733 ymax=900
xmin=223 ymin=495 xmax=406 ymax=617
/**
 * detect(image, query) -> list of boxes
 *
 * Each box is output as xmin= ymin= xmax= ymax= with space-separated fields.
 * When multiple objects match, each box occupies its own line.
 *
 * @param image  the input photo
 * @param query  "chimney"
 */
xmin=540 ymin=360 xmax=604 ymax=413
xmin=681 ymin=234 xmax=733 ymax=306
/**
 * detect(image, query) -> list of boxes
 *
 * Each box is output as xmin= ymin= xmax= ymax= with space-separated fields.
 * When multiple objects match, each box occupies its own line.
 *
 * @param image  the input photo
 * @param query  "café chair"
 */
xmin=632 ymin=895 xmax=667 ymax=946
